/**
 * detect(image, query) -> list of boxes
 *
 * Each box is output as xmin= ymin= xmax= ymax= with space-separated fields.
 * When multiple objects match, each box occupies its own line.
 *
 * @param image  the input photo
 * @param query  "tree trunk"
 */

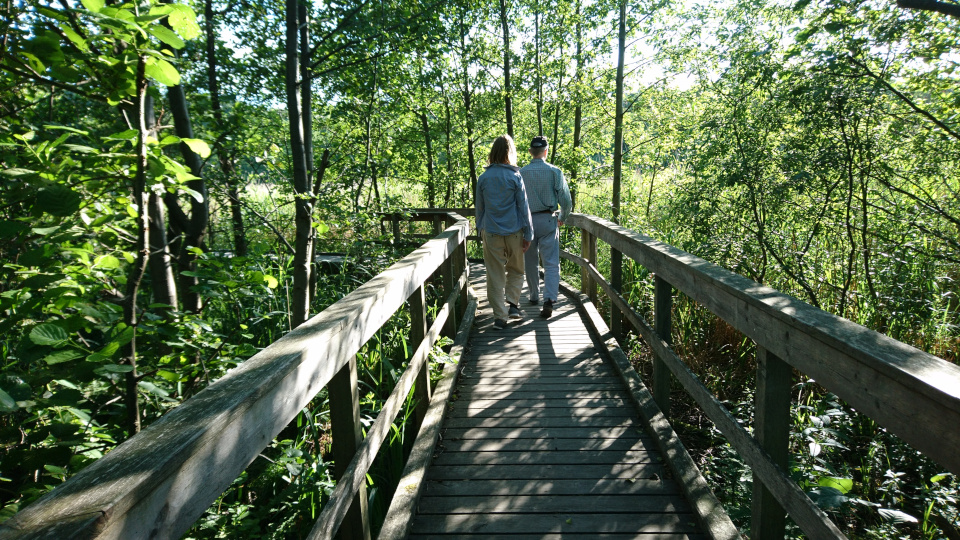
xmin=550 ymin=24 xmax=565 ymax=164
xmin=287 ymin=0 xmax=313 ymax=329
xmin=148 ymin=191 xmax=178 ymax=309
xmin=165 ymin=84 xmax=208 ymax=314
xmin=205 ymin=0 xmax=247 ymax=257
xmin=460 ymin=11 xmax=478 ymax=199
xmin=612 ymin=0 xmax=625 ymax=222
xmin=124 ymin=55 xmax=152 ymax=436
xmin=444 ymin=90 xmax=454 ymax=206
xmin=535 ymin=8 xmax=543 ymax=136
xmin=570 ymin=4 xmax=583 ymax=209
xmin=499 ymin=0 xmax=513 ymax=137
xmin=309 ymin=149 xmax=331 ymax=305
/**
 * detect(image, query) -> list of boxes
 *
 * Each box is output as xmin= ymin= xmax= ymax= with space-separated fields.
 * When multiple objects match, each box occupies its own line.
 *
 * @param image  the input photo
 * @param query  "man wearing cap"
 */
xmin=519 ymin=136 xmax=573 ymax=319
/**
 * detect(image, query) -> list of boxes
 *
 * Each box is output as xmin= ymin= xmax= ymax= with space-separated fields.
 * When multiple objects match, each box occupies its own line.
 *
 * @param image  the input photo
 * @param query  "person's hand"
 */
xmin=559 ymin=221 xmax=563 ymax=227
xmin=522 ymin=239 xmax=531 ymax=252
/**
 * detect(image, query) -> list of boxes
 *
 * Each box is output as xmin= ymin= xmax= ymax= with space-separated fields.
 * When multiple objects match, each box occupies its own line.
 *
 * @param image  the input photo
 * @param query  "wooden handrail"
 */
xmin=0 ymin=214 xmax=472 ymax=540
xmin=561 ymin=213 xmax=960 ymax=539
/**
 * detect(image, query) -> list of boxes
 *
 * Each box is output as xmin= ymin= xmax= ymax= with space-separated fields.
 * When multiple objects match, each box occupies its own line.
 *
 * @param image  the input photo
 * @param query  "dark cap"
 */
xmin=530 ymin=136 xmax=548 ymax=149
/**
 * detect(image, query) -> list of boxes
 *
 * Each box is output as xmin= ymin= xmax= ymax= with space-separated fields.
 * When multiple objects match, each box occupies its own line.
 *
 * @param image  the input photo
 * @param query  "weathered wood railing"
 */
xmin=561 ymin=213 xmax=960 ymax=539
xmin=0 ymin=213 xmax=474 ymax=540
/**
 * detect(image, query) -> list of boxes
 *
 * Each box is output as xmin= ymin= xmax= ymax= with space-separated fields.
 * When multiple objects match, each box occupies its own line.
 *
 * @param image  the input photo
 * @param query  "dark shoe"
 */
xmin=540 ymin=299 xmax=554 ymax=319
xmin=528 ymin=297 xmax=540 ymax=305
xmin=493 ymin=318 xmax=508 ymax=329
xmin=508 ymin=303 xmax=524 ymax=319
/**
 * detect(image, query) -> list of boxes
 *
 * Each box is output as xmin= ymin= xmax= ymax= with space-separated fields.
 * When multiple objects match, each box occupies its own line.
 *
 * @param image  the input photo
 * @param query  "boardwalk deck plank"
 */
xmin=407 ymin=264 xmax=703 ymax=538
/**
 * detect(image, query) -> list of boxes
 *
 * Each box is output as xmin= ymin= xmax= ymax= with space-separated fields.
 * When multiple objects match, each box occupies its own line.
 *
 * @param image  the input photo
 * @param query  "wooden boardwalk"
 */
xmin=408 ymin=265 xmax=707 ymax=539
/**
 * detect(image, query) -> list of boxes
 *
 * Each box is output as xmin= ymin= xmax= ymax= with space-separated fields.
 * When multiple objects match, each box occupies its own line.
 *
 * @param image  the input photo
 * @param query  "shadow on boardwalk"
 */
xmin=408 ymin=263 xmax=707 ymax=539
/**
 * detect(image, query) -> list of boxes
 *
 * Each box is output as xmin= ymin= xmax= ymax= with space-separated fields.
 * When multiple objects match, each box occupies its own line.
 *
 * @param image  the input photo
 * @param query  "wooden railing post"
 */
xmin=328 ymin=357 xmax=371 ymax=540
xmin=457 ymin=237 xmax=468 ymax=313
xmin=653 ymin=275 xmax=672 ymax=413
xmin=408 ymin=285 xmax=431 ymax=430
xmin=611 ymin=247 xmax=623 ymax=342
xmin=442 ymin=254 xmax=457 ymax=339
xmin=581 ymin=229 xmax=597 ymax=303
xmin=391 ymin=213 xmax=401 ymax=245
xmin=752 ymin=346 xmax=791 ymax=540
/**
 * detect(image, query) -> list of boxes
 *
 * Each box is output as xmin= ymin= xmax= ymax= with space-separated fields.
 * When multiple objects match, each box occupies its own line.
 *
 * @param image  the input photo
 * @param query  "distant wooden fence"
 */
xmin=561 ymin=213 xmax=960 ymax=540
xmin=0 ymin=213 xmax=475 ymax=540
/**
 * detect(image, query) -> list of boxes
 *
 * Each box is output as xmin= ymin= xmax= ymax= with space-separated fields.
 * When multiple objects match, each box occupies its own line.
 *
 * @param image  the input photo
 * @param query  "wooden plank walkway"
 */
xmin=408 ymin=264 xmax=707 ymax=539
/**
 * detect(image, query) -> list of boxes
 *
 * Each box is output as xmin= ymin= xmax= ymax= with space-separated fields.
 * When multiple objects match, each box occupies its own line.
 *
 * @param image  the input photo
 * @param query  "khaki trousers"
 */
xmin=482 ymin=230 xmax=525 ymax=321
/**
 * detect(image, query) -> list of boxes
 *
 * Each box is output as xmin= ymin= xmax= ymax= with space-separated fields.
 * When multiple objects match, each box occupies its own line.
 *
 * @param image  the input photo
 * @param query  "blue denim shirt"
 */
xmin=476 ymin=163 xmax=534 ymax=242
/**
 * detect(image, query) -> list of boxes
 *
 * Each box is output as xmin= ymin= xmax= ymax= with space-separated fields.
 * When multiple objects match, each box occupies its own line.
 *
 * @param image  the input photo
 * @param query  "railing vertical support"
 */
xmin=457 ymin=238 xmax=469 ymax=313
xmin=653 ymin=275 xmax=672 ymax=413
xmin=391 ymin=213 xmax=401 ymax=246
xmin=442 ymin=254 xmax=457 ymax=339
xmin=328 ymin=357 xmax=371 ymax=540
xmin=581 ymin=229 xmax=597 ymax=303
xmin=611 ymin=247 xmax=623 ymax=342
xmin=752 ymin=345 xmax=791 ymax=540
xmin=408 ymin=285 xmax=431 ymax=430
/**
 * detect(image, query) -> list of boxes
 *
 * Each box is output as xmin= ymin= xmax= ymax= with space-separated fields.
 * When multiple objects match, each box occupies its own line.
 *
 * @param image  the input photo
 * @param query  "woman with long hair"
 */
xmin=475 ymin=134 xmax=534 ymax=329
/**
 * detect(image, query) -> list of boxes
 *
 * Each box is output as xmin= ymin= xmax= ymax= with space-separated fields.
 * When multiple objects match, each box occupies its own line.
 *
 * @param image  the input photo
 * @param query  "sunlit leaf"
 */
xmin=80 ymin=0 xmax=104 ymax=12
xmin=148 ymin=25 xmax=185 ymax=49
xmin=144 ymin=57 xmax=180 ymax=86
xmin=94 ymin=255 xmax=120 ymax=269
xmin=263 ymin=275 xmax=279 ymax=289
xmin=878 ymin=508 xmax=918 ymax=523
xmin=168 ymin=4 xmax=201 ymax=40
xmin=180 ymin=138 xmax=211 ymax=158
xmin=818 ymin=477 xmax=853 ymax=494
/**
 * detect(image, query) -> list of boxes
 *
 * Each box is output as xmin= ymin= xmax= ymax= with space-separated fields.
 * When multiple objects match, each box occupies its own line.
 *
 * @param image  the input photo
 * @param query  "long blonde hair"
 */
xmin=487 ymin=135 xmax=517 ymax=166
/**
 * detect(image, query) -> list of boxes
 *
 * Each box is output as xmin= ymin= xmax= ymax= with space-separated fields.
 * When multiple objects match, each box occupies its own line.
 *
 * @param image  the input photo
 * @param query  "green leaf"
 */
xmin=94 ymin=255 xmax=121 ymax=269
xmin=180 ymin=138 xmax=211 ymax=158
xmin=100 ymin=364 xmax=134 ymax=373
xmin=263 ymin=275 xmax=279 ymax=289
xmin=80 ymin=0 xmax=104 ymax=12
xmin=878 ymin=508 xmax=917 ymax=523
xmin=66 ymin=407 xmax=90 ymax=423
xmin=105 ymin=129 xmax=138 ymax=141
xmin=168 ymin=5 xmax=201 ymax=40
xmin=1 ymin=168 xmax=36 ymax=177
xmin=807 ymin=487 xmax=847 ymax=509
xmin=818 ymin=477 xmax=853 ymax=494
xmin=107 ymin=324 xmax=135 ymax=347
xmin=0 ymin=389 xmax=17 ymax=413
xmin=60 ymin=28 xmax=89 ymax=52
xmin=930 ymin=473 xmax=950 ymax=483
xmin=148 ymin=25 xmax=185 ymax=49
xmin=138 ymin=380 xmax=169 ymax=397
xmin=43 ymin=350 xmax=84 ymax=365
xmin=30 ymin=324 xmax=69 ymax=346
xmin=38 ymin=184 xmax=82 ymax=217
xmin=144 ymin=57 xmax=180 ymax=86
xmin=180 ymin=186 xmax=204 ymax=203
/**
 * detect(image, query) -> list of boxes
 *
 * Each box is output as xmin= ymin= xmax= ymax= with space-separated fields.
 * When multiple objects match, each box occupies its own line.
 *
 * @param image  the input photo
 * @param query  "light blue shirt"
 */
xmin=476 ymin=163 xmax=534 ymax=242
xmin=519 ymin=158 xmax=573 ymax=223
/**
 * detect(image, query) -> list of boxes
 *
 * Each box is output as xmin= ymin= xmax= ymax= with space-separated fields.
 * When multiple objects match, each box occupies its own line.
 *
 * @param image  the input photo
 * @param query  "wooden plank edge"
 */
xmin=557 ymin=280 xmax=742 ymax=540
xmin=378 ymin=289 xmax=479 ymax=540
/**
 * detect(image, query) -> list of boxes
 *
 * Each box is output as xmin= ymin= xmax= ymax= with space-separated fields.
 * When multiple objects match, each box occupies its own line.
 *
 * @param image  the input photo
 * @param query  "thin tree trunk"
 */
xmin=499 ymin=0 xmax=513 ymax=137
xmin=286 ymin=0 xmax=313 ymax=329
xmin=444 ymin=90 xmax=453 ymax=206
xmin=124 ymin=55 xmax=152 ymax=436
xmin=460 ymin=15 xmax=478 ymax=199
xmin=612 ymin=0 xmax=626 ymax=222
xmin=535 ymin=8 xmax=543 ymax=136
xmin=570 ymin=3 xmax=583 ymax=209
xmin=205 ymin=0 xmax=247 ymax=257
xmin=309 ymin=149 xmax=331 ymax=305
xmin=550 ymin=25 xmax=565 ymax=163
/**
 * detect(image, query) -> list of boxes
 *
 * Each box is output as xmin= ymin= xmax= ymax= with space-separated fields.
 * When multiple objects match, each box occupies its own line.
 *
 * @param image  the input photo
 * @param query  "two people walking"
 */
xmin=475 ymin=134 xmax=573 ymax=329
